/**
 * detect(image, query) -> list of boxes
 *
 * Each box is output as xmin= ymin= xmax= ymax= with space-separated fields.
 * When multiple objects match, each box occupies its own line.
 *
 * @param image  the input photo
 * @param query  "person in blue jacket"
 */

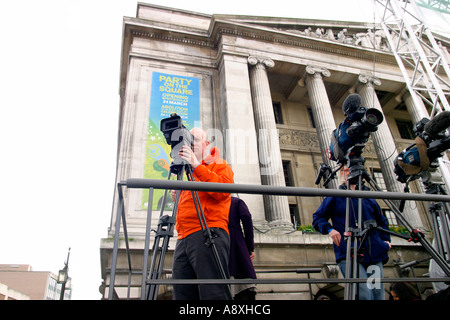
xmin=312 ymin=168 xmax=391 ymax=300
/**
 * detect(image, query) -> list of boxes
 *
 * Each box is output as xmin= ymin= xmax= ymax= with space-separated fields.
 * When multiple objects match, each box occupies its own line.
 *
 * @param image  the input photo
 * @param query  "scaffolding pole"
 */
xmin=374 ymin=0 xmax=450 ymax=193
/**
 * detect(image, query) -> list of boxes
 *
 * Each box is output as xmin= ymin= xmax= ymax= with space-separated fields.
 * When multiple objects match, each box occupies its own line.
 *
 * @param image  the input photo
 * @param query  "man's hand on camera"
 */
xmin=179 ymin=145 xmax=200 ymax=169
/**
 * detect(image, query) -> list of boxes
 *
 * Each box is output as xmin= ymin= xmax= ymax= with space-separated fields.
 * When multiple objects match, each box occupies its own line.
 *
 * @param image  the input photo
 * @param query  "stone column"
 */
xmin=305 ymin=65 xmax=338 ymax=189
xmin=248 ymin=56 xmax=292 ymax=229
xmin=403 ymin=90 xmax=429 ymax=124
xmin=218 ymin=54 xmax=267 ymax=228
xmin=357 ymin=75 xmax=423 ymax=228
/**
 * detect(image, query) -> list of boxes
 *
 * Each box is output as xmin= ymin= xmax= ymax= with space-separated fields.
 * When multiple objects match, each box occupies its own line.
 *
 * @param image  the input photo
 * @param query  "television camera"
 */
xmin=394 ymin=111 xmax=450 ymax=184
xmin=329 ymin=93 xmax=384 ymax=164
xmin=160 ymin=113 xmax=194 ymax=173
xmin=315 ymin=94 xmax=383 ymax=186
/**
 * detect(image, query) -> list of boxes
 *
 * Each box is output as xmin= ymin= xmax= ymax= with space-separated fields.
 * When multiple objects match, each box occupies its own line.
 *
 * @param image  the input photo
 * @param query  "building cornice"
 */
xmin=125 ymin=15 xmax=398 ymax=66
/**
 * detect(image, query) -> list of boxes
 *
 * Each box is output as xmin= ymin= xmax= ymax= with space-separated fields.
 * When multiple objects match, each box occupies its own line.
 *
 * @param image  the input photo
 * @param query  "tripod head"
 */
xmin=316 ymin=143 xmax=371 ymax=189
xmin=317 ymin=144 xmax=371 ymax=189
xmin=169 ymin=162 xmax=193 ymax=176
xmin=345 ymin=144 xmax=371 ymax=188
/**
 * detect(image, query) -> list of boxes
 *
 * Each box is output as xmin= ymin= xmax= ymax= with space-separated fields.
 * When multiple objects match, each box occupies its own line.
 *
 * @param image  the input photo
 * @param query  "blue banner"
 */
xmin=143 ymin=72 xmax=200 ymax=210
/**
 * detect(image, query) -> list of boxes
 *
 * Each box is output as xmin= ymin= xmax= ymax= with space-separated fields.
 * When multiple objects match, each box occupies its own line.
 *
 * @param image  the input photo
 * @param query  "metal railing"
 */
xmin=108 ymin=178 xmax=450 ymax=300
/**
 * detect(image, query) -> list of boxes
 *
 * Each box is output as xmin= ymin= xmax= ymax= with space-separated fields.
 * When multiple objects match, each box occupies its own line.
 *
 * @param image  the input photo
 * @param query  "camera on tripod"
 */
xmin=394 ymin=111 xmax=450 ymax=183
xmin=315 ymin=94 xmax=384 ymax=187
xmin=160 ymin=113 xmax=194 ymax=172
xmin=329 ymin=94 xmax=384 ymax=164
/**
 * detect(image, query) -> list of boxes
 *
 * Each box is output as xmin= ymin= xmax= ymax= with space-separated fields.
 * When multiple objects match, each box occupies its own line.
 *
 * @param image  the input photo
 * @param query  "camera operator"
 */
xmin=170 ymin=127 xmax=234 ymax=300
xmin=312 ymin=167 xmax=391 ymax=300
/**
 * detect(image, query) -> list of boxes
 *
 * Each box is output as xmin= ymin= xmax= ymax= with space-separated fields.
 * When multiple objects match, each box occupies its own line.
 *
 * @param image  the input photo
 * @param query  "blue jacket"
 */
xmin=312 ymin=187 xmax=391 ymax=265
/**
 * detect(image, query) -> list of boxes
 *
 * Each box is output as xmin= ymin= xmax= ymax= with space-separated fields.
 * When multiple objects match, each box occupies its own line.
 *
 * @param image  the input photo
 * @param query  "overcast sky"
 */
xmin=0 ymin=0 xmax=448 ymax=300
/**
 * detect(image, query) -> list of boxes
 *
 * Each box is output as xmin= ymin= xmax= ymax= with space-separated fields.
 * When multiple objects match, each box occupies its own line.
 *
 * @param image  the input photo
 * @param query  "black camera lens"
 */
xmin=366 ymin=113 xmax=379 ymax=125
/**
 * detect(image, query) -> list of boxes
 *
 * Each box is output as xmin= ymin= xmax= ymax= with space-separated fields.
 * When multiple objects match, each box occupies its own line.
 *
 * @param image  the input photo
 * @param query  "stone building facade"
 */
xmin=100 ymin=3 xmax=450 ymax=299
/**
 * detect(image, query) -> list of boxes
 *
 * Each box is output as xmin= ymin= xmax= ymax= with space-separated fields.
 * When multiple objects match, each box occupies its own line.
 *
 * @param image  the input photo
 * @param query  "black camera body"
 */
xmin=394 ymin=111 xmax=450 ymax=183
xmin=317 ymin=94 xmax=384 ymax=187
xmin=330 ymin=105 xmax=383 ymax=163
xmin=418 ymin=118 xmax=450 ymax=163
xmin=160 ymin=113 xmax=194 ymax=171
xmin=346 ymin=107 xmax=383 ymax=139
xmin=416 ymin=112 xmax=450 ymax=162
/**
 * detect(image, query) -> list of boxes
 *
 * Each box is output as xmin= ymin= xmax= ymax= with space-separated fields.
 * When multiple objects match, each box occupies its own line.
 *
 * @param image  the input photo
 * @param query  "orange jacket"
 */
xmin=175 ymin=147 xmax=234 ymax=239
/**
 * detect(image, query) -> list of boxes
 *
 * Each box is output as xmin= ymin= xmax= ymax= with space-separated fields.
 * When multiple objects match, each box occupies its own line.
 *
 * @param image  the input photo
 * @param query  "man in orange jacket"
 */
xmin=171 ymin=127 xmax=234 ymax=300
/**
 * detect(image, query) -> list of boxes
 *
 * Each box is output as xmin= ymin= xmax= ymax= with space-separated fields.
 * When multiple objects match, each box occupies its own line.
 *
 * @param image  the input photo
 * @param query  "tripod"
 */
xmin=421 ymin=170 xmax=450 ymax=263
xmin=399 ymin=167 xmax=450 ymax=286
xmin=144 ymin=162 xmax=232 ymax=300
xmin=341 ymin=146 xmax=378 ymax=300
xmin=338 ymin=145 xmax=450 ymax=300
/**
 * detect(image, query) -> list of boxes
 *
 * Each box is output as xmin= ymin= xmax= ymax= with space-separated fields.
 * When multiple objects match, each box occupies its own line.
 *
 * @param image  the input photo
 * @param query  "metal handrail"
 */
xmin=124 ymin=178 xmax=450 ymax=202
xmin=143 ymin=277 xmax=450 ymax=285
xmin=108 ymin=178 xmax=450 ymax=300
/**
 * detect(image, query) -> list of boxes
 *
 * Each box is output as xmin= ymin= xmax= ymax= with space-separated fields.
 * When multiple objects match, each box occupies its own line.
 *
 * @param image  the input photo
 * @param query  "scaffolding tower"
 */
xmin=375 ymin=0 xmax=450 ymax=114
xmin=417 ymin=0 xmax=450 ymax=14
xmin=374 ymin=1 xmax=450 ymax=286
xmin=374 ymin=0 xmax=450 ymax=189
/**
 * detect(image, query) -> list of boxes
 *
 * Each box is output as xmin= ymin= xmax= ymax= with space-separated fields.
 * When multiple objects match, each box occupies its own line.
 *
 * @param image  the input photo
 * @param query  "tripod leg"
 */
xmin=366 ymin=176 xmax=450 ymax=277
xmin=146 ymin=166 xmax=183 ymax=300
xmin=343 ymin=175 xmax=367 ymax=300
xmin=184 ymin=165 xmax=233 ymax=300
xmin=430 ymin=206 xmax=445 ymax=257
xmin=354 ymin=175 xmax=364 ymax=300
xmin=185 ymin=169 xmax=207 ymax=231
xmin=439 ymin=202 xmax=450 ymax=259
xmin=344 ymin=180 xmax=355 ymax=300
xmin=433 ymin=187 xmax=450 ymax=260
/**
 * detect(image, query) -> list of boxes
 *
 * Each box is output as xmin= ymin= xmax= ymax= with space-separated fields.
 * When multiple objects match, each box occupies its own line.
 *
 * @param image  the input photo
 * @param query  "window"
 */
xmin=289 ymin=204 xmax=300 ymax=229
xmin=383 ymin=209 xmax=398 ymax=227
xmin=372 ymin=170 xmax=398 ymax=227
xmin=282 ymin=160 xmax=294 ymax=186
xmin=396 ymin=119 xmax=415 ymax=140
xmin=273 ymin=101 xmax=283 ymax=124
xmin=46 ymin=277 xmax=58 ymax=300
xmin=371 ymin=169 xmax=387 ymax=192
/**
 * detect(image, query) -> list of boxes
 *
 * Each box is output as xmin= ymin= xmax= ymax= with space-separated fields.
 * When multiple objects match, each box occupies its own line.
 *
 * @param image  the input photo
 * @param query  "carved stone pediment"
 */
xmin=282 ymin=27 xmax=391 ymax=52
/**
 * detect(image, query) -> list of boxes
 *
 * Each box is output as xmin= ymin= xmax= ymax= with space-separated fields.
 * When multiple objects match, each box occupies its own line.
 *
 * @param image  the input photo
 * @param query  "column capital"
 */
xmin=247 ymin=56 xmax=275 ymax=69
xmin=305 ymin=65 xmax=331 ymax=78
xmin=357 ymin=74 xmax=381 ymax=87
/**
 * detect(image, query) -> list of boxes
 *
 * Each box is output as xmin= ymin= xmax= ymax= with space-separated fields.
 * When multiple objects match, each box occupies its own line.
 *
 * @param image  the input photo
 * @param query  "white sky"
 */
xmin=0 ymin=0 xmax=447 ymax=300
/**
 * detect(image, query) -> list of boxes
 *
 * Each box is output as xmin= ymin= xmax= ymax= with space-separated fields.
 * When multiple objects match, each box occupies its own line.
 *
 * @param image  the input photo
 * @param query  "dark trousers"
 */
xmin=172 ymin=228 xmax=230 ymax=300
